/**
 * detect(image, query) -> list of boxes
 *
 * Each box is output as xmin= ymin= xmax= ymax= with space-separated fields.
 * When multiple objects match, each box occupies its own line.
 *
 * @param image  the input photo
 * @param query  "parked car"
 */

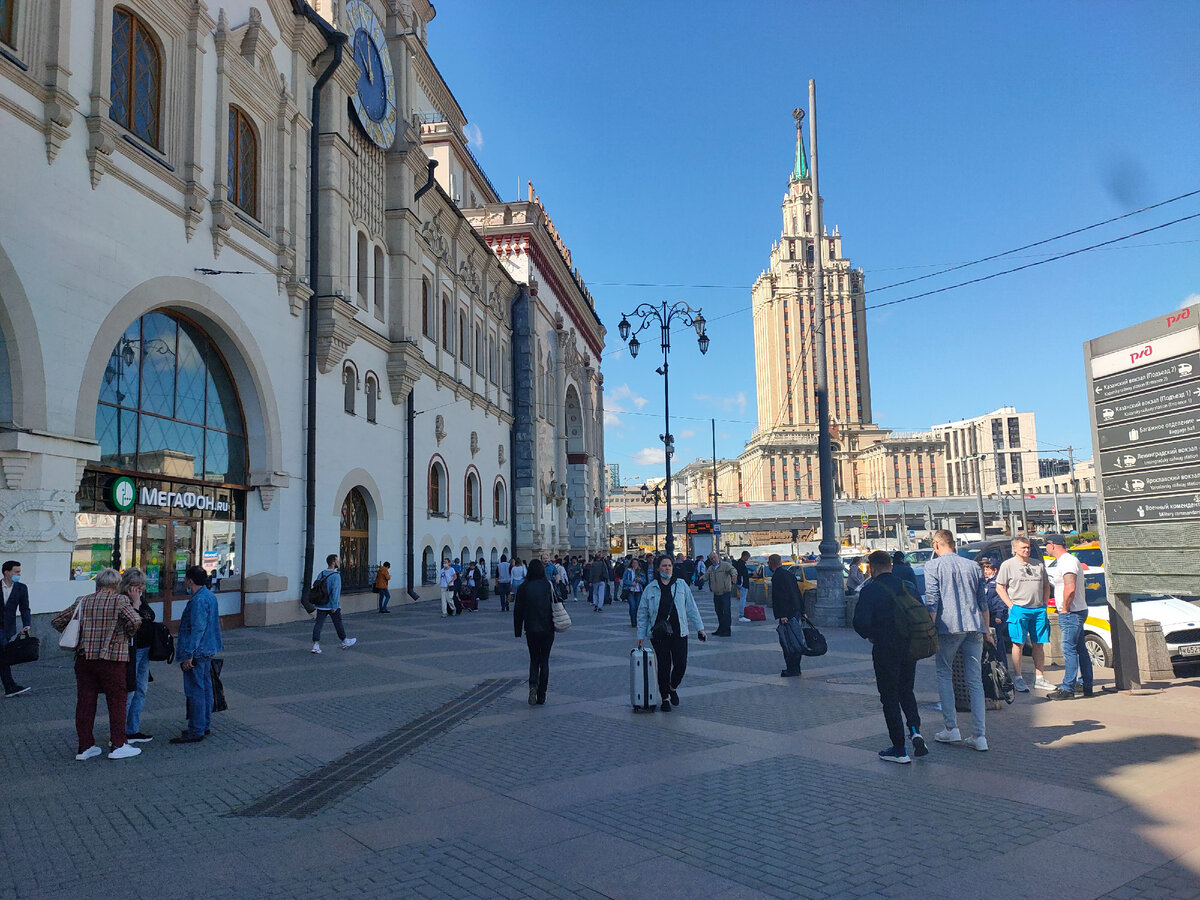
xmin=957 ymin=538 xmax=1045 ymax=567
xmin=750 ymin=562 xmax=819 ymax=607
xmin=904 ymin=549 xmax=934 ymax=565
xmin=1082 ymin=590 xmax=1200 ymax=670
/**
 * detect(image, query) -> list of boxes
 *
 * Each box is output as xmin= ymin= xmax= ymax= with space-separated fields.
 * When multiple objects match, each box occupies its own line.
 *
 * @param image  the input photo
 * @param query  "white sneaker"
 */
xmin=311 ymin=643 xmax=322 ymax=654
xmin=1013 ymin=675 xmax=1029 ymax=692
xmin=341 ymin=638 xmax=357 ymax=649
xmin=963 ymin=735 xmax=989 ymax=752
xmin=934 ymin=728 xmax=962 ymax=743
xmin=1033 ymin=676 xmax=1054 ymax=691
xmin=738 ymin=617 xmax=752 ymax=623
xmin=75 ymin=745 xmax=102 ymax=761
xmin=109 ymin=743 xmax=142 ymax=760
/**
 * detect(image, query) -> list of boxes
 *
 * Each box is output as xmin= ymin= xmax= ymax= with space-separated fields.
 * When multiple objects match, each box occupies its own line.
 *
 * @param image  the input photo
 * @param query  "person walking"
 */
xmin=735 ymin=550 xmax=752 ymax=623
xmin=312 ymin=554 xmax=357 ymax=652
xmin=439 ymin=557 xmax=458 ymax=617
xmin=708 ymin=554 xmax=736 ymax=637
xmin=847 ymin=558 xmax=867 ymax=594
xmin=622 ymin=558 xmax=647 ymax=628
xmin=924 ymin=529 xmax=991 ymax=751
xmin=121 ymin=568 xmax=155 ymax=744
xmin=995 ymin=536 xmax=1052 ymax=692
xmin=2 ymin=559 xmax=33 ymax=698
xmin=496 ymin=554 xmax=512 ymax=611
xmin=637 ymin=555 xmax=706 ymax=711
xmin=513 ymin=559 xmax=555 ymax=706
xmin=770 ymin=554 xmax=805 ymax=677
xmin=854 ymin=551 xmax=927 ymax=764
xmin=510 ymin=557 xmax=527 ymax=596
xmin=51 ymin=568 xmax=142 ymax=760
xmin=891 ymin=551 xmax=919 ymax=596
xmin=589 ymin=555 xmax=608 ymax=612
xmin=1044 ymin=535 xmax=1093 ymax=701
xmin=981 ymin=558 xmax=1010 ymax=668
xmin=375 ymin=561 xmax=392 ymax=613
xmin=170 ymin=566 xmax=224 ymax=744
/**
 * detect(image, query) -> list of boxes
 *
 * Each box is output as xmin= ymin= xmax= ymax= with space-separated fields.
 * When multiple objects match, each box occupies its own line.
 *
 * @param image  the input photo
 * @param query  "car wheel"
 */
xmin=1084 ymin=633 xmax=1111 ymax=669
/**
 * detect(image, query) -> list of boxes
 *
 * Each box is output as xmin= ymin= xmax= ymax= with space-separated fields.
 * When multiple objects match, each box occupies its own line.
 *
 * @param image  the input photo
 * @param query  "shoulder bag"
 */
xmin=650 ymin=583 xmax=674 ymax=641
xmin=2 ymin=632 xmax=40 ymax=666
xmin=551 ymin=594 xmax=572 ymax=633
xmin=58 ymin=601 xmax=83 ymax=651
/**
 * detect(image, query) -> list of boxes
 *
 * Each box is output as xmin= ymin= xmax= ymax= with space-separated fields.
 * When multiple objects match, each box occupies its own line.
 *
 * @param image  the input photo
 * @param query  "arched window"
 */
xmin=459 ymin=312 xmax=468 ymax=364
xmin=1 ymin=1 xmax=14 ymax=46
xmin=422 ymin=278 xmax=432 ymax=338
xmin=488 ymin=336 xmax=497 ymax=384
xmin=356 ymin=232 xmax=369 ymax=308
xmin=422 ymin=546 xmax=435 ymax=584
xmin=365 ymin=373 xmax=378 ymax=423
xmin=441 ymin=296 xmax=450 ymax=351
xmin=373 ymin=246 xmax=384 ymax=318
xmin=475 ymin=324 xmax=484 ymax=375
xmin=493 ymin=479 xmax=507 ymax=524
xmin=227 ymin=106 xmax=258 ymax=216
xmin=339 ymin=488 xmax=370 ymax=590
xmin=428 ymin=459 xmax=446 ymax=515
xmin=343 ymin=364 xmax=356 ymax=415
xmin=110 ymin=7 xmax=161 ymax=147
xmin=464 ymin=470 xmax=480 ymax=520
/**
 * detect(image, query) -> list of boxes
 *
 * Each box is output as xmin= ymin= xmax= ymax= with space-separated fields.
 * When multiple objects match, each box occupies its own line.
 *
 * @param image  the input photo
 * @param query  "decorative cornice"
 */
xmin=315 ymin=296 xmax=358 ymax=374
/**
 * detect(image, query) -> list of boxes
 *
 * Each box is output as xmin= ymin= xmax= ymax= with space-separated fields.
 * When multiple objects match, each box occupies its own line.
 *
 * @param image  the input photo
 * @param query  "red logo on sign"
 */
xmin=1167 ymin=307 xmax=1191 ymax=328
xmin=1130 ymin=345 xmax=1153 ymax=364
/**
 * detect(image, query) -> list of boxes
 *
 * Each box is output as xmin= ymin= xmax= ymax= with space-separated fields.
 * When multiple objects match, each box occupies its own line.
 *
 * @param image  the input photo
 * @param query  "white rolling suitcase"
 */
xmin=630 ymin=647 xmax=659 ymax=712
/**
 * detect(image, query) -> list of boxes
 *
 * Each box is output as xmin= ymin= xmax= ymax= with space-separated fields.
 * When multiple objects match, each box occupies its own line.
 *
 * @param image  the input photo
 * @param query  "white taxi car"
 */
xmin=1082 ymin=586 xmax=1200 ymax=669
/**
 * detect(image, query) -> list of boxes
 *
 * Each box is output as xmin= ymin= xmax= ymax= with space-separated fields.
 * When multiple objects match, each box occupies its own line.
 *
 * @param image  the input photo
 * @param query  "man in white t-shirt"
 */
xmin=1044 ymin=534 xmax=1092 ymax=700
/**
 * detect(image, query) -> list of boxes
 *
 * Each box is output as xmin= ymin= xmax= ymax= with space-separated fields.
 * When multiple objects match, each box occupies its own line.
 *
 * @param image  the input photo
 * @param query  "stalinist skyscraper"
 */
xmin=717 ymin=112 xmax=946 ymax=504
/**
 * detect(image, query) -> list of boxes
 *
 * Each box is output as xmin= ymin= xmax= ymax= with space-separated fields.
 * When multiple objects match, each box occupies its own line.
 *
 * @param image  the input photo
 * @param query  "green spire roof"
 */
xmin=792 ymin=130 xmax=809 ymax=181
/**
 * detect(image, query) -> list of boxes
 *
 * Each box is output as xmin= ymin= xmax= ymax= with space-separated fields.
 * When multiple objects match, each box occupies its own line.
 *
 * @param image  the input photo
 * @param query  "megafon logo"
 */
xmin=1129 ymin=345 xmax=1153 ymax=364
xmin=1167 ymin=308 xmax=1192 ymax=328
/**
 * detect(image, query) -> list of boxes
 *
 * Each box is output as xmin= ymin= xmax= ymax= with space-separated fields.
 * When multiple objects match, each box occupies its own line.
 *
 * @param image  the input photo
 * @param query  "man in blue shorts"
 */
xmin=995 ymin=536 xmax=1052 ymax=693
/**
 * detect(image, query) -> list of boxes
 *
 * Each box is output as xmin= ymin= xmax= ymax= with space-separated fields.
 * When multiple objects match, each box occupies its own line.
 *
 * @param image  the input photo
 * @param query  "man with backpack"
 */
xmin=854 ymin=550 xmax=931 ymax=764
xmin=311 ymin=555 xmax=356 ymax=653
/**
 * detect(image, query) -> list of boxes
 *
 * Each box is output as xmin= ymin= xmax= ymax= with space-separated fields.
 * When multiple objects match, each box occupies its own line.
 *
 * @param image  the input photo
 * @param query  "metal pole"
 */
xmin=1068 ymin=445 xmax=1083 ymax=532
xmin=974 ymin=424 xmax=987 ymax=538
xmin=622 ymin=493 xmax=628 ymax=556
xmin=1051 ymin=472 xmax=1062 ymax=531
xmin=807 ymin=82 xmax=841 ymax=628
xmin=663 ymin=308 xmax=675 ymax=556
xmin=711 ymin=418 xmax=720 ymax=554
xmin=1017 ymin=456 xmax=1029 ymax=535
xmin=899 ymin=500 xmax=907 ymax=550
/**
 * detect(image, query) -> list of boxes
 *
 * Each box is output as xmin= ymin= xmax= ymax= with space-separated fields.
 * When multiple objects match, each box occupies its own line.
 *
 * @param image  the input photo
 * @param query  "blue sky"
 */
xmin=429 ymin=1 xmax=1200 ymax=485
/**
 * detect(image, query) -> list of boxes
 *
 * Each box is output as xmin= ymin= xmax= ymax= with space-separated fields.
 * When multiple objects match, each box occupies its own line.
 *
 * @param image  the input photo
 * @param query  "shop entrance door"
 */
xmin=135 ymin=517 xmax=200 ymax=622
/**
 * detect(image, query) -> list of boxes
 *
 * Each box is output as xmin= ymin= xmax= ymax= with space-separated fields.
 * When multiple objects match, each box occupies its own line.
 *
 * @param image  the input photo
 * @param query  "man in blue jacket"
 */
xmin=171 ymin=566 xmax=223 ymax=744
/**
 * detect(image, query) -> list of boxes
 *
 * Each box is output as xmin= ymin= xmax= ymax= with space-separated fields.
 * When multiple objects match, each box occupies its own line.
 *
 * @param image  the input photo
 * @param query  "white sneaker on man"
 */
xmin=963 ymin=735 xmax=989 ymax=752
xmin=934 ymin=728 xmax=962 ymax=743
xmin=341 ymin=638 xmax=357 ymax=649
xmin=1033 ymin=676 xmax=1054 ymax=691
xmin=738 ymin=616 xmax=751 ymax=623
xmin=311 ymin=643 xmax=322 ymax=654
xmin=1013 ymin=675 xmax=1029 ymax=692
xmin=109 ymin=743 xmax=142 ymax=760
xmin=75 ymin=745 xmax=102 ymax=761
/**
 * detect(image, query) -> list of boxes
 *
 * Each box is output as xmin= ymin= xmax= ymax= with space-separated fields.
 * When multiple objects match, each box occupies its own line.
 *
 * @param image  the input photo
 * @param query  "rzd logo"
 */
xmin=1167 ymin=307 xmax=1192 ymax=328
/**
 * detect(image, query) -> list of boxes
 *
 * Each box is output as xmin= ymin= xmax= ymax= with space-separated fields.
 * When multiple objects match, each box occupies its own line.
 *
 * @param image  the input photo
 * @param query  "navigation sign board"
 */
xmin=1103 ymin=494 xmax=1200 ymax=524
xmin=1096 ymin=408 xmax=1200 ymax=451
xmin=1093 ymin=350 xmax=1200 ymax=403
xmin=1095 ymin=383 xmax=1200 ymax=427
xmin=1102 ymin=463 xmax=1200 ymax=498
xmin=1098 ymin=435 xmax=1200 ymax=475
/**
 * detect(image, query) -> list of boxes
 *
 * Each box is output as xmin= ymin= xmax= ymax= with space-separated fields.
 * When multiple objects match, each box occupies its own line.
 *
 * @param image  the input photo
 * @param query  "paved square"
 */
xmin=2 ymin=594 xmax=1199 ymax=898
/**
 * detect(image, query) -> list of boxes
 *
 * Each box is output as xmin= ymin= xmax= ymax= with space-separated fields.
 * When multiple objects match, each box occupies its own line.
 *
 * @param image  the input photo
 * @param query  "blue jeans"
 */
xmin=738 ymin=586 xmax=748 ymax=617
xmin=125 ymin=646 xmax=150 ymax=734
xmin=377 ymin=588 xmax=391 ymax=611
xmin=183 ymin=656 xmax=213 ymax=737
xmin=1058 ymin=610 xmax=1093 ymax=691
xmin=629 ymin=592 xmax=641 ymax=626
xmin=313 ymin=608 xmax=346 ymax=643
xmin=935 ymin=632 xmax=986 ymax=738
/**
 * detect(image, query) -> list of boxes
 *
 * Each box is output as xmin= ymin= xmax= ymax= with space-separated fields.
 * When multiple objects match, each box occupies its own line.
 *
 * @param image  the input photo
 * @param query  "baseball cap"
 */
xmin=1044 ymin=534 xmax=1068 ymax=548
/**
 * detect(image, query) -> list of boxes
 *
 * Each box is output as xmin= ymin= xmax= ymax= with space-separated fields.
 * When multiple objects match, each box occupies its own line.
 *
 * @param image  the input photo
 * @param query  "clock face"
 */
xmin=345 ymin=0 xmax=396 ymax=149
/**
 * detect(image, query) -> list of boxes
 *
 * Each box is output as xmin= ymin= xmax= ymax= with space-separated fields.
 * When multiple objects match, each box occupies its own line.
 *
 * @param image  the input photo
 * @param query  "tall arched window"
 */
xmin=475 ymin=324 xmax=484 ymax=375
xmin=343 ymin=364 xmax=356 ymax=415
xmin=339 ymin=488 xmax=370 ymax=590
xmin=493 ymin=479 xmax=507 ymax=524
xmin=373 ymin=246 xmax=384 ymax=318
xmin=356 ymin=232 xmax=369 ymax=308
xmin=459 ymin=312 xmax=468 ymax=364
xmin=428 ymin=460 xmax=447 ymax=515
xmin=441 ymin=296 xmax=450 ymax=351
xmin=227 ymin=106 xmax=258 ymax=216
xmin=422 ymin=278 xmax=432 ymax=338
xmin=364 ymin=374 xmax=378 ymax=423
xmin=110 ymin=7 xmax=161 ymax=147
xmin=464 ymin=470 xmax=480 ymax=520
xmin=1 ymin=0 xmax=14 ymax=46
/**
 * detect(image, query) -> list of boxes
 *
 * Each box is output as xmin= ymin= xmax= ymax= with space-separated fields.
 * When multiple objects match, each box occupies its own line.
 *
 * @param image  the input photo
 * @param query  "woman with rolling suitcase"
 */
xmin=637 ymin=555 xmax=706 ymax=712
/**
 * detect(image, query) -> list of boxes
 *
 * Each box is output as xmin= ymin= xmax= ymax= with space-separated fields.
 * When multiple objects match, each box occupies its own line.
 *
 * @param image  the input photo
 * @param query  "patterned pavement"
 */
xmin=2 ymin=590 xmax=1199 ymax=899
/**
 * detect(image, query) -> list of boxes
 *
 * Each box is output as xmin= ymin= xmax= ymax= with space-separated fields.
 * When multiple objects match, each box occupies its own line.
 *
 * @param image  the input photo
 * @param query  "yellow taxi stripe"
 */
xmin=1086 ymin=617 xmax=1110 ymax=632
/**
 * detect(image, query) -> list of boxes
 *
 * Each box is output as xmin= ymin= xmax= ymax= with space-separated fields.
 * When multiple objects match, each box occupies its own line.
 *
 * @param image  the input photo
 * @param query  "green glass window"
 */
xmin=109 ymin=7 xmax=161 ymax=147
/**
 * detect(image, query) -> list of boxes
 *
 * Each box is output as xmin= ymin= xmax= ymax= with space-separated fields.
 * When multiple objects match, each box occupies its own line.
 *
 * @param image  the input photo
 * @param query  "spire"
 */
xmin=790 ymin=107 xmax=809 ymax=182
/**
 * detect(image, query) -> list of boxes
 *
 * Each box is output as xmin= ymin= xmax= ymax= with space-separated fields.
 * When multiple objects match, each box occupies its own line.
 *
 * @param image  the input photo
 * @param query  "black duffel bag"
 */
xmin=2 ymin=633 xmax=40 ymax=666
xmin=147 ymin=623 xmax=175 ymax=663
xmin=799 ymin=619 xmax=828 ymax=656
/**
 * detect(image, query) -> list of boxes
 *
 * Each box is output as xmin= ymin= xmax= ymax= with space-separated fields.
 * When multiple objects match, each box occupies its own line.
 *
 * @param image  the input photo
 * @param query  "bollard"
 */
xmin=1133 ymin=619 xmax=1176 ymax=682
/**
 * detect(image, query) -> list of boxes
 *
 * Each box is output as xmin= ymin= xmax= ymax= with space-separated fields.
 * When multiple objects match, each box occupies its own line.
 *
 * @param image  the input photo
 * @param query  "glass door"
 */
xmin=137 ymin=519 xmax=169 ymax=621
xmin=169 ymin=520 xmax=197 ymax=621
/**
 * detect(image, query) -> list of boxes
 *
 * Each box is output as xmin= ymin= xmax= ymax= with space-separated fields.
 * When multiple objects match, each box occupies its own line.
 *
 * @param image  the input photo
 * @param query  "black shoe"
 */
xmin=536 ymin=696 xmax=546 ymax=705
xmin=1082 ymin=688 xmax=1095 ymax=698
xmin=126 ymin=732 xmax=153 ymax=743
xmin=780 ymin=669 xmax=801 ymax=678
xmin=4 ymin=685 xmax=31 ymax=698
xmin=911 ymin=733 xmax=929 ymax=757
xmin=660 ymin=700 xmax=672 ymax=712
xmin=1046 ymin=689 xmax=1076 ymax=701
xmin=528 ymin=687 xmax=537 ymax=706
xmin=169 ymin=732 xmax=205 ymax=744
xmin=878 ymin=746 xmax=911 ymax=764
xmin=669 ymin=690 xmax=679 ymax=706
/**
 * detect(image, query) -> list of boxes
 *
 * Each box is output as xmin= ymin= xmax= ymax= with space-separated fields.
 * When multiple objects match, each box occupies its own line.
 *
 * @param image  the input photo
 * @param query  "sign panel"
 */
xmin=1102 ymin=464 xmax=1200 ymax=498
xmin=1094 ymin=383 xmax=1200 ymax=427
xmin=1099 ymin=436 xmax=1200 ymax=475
xmin=1096 ymin=408 xmax=1200 ymax=451
xmin=1104 ymin=494 xmax=1200 ymax=524
xmin=1090 ymin=326 xmax=1199 ymax=379
xmin=1093 ymin=351 xmax=1200 ymax=403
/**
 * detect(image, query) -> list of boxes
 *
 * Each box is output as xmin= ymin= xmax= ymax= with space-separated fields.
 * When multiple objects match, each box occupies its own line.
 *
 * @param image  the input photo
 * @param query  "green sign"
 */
xmin=111 ymin=476 xmax=136 ymax=512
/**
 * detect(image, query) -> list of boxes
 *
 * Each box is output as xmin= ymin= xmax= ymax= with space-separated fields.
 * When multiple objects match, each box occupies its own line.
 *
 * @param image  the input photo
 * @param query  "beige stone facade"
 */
xmin=931 ymin=407 xmax=1039 ymax=497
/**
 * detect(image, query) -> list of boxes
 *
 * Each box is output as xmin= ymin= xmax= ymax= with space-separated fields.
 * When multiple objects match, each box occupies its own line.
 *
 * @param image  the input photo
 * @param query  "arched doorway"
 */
xmin=490 ymin=547 xmax=499 ymax=578
xmin=74 ymin=311 xmax=248 ymax=624
xmin=340 ymin=488 xmax=371 ymax=590
xmin=564 ymin=384 xmax=588 ymax=551
xmin=422 ymin=545 xmax=435 ymax=584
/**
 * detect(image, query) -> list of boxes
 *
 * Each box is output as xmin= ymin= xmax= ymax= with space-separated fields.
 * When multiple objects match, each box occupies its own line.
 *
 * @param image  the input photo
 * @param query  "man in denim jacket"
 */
xmin=170 ymin=566 xmax=223 ymax=745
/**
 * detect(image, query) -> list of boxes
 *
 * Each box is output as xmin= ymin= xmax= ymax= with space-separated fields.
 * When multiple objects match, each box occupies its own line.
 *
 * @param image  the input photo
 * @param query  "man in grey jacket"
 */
xmin=923 ymin=530 xmax=992 ymax=751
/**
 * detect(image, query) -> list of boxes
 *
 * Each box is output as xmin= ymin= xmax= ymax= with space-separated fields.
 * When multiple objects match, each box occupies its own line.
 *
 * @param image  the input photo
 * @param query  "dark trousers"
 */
xmin=628 ymin=592 xmax=641 ymax=627
xmin=0 ymin=657 xmax=17 ymax=693
xmin=526 ymin=633 xmax=553 ymax=700
xmin=872 ymin=646 xmax=920 ymax=751
xmin=651 ymin=635 xmax=688 ymax=696
xmin=313 ymin=609 xmax=346 ymax=643
xmin=498 ymin=583 xmax=511 ymax=611
xmin=713 ymin=593 xmax=732 ymax=635
xmin=74 ymin=657 xmax=127 ymax=752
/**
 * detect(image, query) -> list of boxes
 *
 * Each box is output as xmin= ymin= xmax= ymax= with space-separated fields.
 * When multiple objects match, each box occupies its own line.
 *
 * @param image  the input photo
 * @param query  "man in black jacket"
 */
xmin=514 ymin=559 xmax=555 ymax=706
xmin=2 ymin=560 xmax=33 ymax=697
xmin=854 ymin=550 xmax=926 ymax=764
xmin=734 ymin=551 xmax=751 ymax=622
xmin=769 ymin=554 xmax=803 ymax=677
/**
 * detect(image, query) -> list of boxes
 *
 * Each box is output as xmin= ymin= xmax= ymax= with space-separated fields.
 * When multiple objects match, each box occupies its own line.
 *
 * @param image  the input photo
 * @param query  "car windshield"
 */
xmin=1072 ymin=549 xmax=1104 ymax=567
xmin=957 ymin=547 xmax=981 ymax=560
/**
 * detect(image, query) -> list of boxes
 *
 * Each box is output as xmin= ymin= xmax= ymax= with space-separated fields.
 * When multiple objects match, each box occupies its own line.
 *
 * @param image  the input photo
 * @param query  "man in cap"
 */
xmin=1044 ymin=535 xmax=1093 ymax=700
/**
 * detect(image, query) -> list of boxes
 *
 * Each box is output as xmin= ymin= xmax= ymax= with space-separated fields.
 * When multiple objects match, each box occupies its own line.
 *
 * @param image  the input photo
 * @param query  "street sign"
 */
xmin=1093 ymin=350 xmax=1200 ymax=403
xmin=1103 ymin=494 xmax=1200 ymax=524
xmin=713 ymin=523 xmax=721 ymax=534
xmin=1094 ymin=382 xmax=1200 ymax=426
xmin=1099 ymin=435 xmax=1200 ymax=475
xmin=1096 ymin=407 xmax=1200 ymax=451
xmin=1102 ymin=463 xmax=1200 ymax=498
xmin=859 ymin=514 xmax=869 ymax=525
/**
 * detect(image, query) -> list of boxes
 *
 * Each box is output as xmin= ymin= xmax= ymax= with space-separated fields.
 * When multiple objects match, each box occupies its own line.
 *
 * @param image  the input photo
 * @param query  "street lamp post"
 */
xmin=642 ymin=482 xmax=664 ymax=552
xmin=618 ymin=301 xmax=709 ymax=558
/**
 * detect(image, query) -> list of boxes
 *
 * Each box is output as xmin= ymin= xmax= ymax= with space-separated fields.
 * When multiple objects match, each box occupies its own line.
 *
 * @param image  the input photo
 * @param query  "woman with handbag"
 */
xmin=513 ymin=559 xmax=555 ymax=706
xmin=637 ymin=555 xmax=707 ymax=712
xmin=121 ymin=569 xmax=155 ymax=744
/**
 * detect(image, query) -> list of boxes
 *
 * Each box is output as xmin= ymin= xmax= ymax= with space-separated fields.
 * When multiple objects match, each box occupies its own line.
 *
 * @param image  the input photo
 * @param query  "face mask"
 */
xmin=9 ymin=575 xmax=19 ymax=583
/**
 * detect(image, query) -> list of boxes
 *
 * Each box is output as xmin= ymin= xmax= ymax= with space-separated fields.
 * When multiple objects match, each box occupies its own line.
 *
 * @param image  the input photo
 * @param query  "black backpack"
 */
xmin=310 ymin=571 xmax=331 ymax=606
xmin=982 ymin=640 xmax=1015 ymax=704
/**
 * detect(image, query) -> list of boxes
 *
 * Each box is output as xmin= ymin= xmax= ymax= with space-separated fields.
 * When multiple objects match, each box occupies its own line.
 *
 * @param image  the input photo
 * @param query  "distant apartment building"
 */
xmin=931 ymin=407 xmax=1039 ymax=497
